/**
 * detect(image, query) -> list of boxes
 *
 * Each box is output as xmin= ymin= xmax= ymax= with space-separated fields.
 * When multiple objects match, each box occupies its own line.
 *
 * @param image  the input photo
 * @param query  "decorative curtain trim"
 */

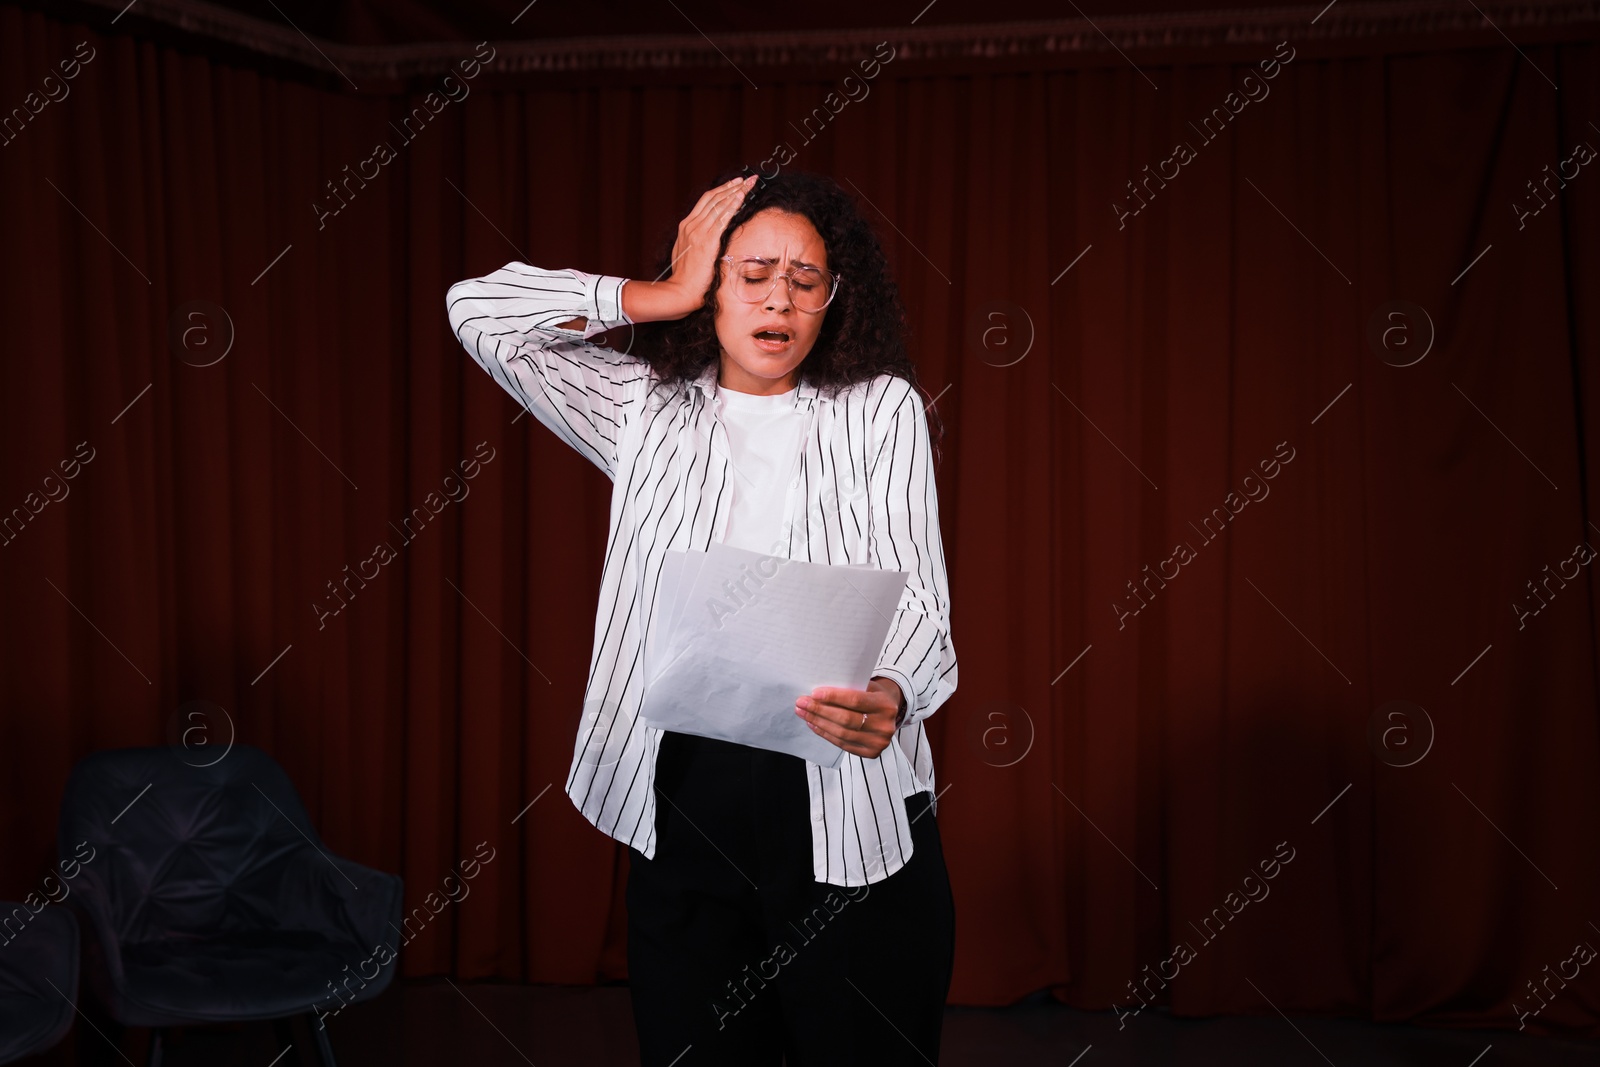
xmin=67 ymin=0 xmax=1600 ymax=82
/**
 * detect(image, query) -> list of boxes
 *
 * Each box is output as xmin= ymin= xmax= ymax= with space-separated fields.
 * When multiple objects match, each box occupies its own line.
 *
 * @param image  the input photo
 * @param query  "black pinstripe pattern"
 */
xmin=447 ymin=263 xmax=956 ymax=886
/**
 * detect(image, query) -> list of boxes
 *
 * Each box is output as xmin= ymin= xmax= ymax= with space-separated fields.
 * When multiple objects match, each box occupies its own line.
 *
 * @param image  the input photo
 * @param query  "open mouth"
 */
xmin=752 ymin=329 xmax=792 ymax=353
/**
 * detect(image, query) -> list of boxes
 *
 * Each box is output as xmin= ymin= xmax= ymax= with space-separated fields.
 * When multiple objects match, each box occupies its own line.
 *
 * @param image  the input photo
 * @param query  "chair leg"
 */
xmin=145 ymin=1027 xmax=165 ymax=1067
xmin=306 ymin=1011 xmax=338 ymax=1067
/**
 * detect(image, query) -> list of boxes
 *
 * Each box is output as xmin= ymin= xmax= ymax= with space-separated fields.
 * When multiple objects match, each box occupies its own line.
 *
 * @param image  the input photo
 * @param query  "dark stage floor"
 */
xmin=28 ymin=981 xmax=1600 ymax=1066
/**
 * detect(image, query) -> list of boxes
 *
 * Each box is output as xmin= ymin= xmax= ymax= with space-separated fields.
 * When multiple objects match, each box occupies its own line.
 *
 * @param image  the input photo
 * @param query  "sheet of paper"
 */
xmin=640 ymin=543 xmax=909 ymax=767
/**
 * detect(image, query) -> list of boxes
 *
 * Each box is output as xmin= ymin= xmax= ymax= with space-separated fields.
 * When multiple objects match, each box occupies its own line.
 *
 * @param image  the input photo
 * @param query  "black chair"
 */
xmin=0 ymin=900 xmax=79 ymax=1063
xmin=57 ymin=745 xmax=403 ymax=1066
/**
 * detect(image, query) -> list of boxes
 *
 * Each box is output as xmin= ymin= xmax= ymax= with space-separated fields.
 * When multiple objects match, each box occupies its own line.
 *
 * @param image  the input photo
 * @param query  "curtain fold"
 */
xmin=2 ymin=4 xmax=1597 ymax=1036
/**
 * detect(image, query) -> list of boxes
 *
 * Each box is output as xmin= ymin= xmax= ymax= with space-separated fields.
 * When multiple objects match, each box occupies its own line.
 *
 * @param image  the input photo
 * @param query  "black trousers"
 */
xmin=626 ymin=730 xmax=955 ymax=1066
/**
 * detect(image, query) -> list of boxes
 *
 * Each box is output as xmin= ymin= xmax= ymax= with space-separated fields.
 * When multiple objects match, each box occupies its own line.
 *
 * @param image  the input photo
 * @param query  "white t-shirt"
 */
xmin=716 ymin=384 xmax=806 ymax=555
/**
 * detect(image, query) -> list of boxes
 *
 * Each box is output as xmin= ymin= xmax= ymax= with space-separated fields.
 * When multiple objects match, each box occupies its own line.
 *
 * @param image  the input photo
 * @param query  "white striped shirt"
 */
xmin=446 ymin=263 xmax=957 ymax=886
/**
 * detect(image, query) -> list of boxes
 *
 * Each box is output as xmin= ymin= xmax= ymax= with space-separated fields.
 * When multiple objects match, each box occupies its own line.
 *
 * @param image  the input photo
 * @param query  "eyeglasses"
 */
xmin=718 ymin=255 xmax=841 ymax=314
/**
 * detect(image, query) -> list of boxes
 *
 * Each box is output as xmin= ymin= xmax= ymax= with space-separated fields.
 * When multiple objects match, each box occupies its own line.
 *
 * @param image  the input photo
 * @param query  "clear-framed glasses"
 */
xmin=718 ymin=255 xmax=841 ymax=314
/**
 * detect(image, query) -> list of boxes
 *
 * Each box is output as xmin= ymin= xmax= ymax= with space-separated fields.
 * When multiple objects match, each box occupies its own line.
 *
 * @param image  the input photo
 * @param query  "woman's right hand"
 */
xmin=622 ymin=175 xmax=757 ymax=323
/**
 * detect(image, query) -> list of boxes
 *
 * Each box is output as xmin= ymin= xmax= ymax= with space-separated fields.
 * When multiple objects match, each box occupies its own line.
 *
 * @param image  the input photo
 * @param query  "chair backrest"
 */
xmin=56 ymin=745 xmax=325 ymax=946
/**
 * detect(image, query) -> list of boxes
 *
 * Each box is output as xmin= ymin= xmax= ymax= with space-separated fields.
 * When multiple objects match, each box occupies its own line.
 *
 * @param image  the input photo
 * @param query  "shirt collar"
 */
xmin=689 ymin=362 xmax=821 ymax=405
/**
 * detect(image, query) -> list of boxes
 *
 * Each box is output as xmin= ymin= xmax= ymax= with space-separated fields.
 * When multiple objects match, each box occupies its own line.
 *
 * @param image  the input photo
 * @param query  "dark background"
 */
xmin=3 ymin=0 xmax=1599 ymax=1042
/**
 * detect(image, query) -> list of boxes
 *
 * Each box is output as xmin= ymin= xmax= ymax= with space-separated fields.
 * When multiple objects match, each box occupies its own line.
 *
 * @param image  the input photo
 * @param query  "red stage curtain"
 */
xmin=2 ymin=3 xmax=1598 ymax=1037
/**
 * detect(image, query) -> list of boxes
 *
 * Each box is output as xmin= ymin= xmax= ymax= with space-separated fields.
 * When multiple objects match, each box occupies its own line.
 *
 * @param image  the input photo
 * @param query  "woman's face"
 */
xmin=713 ymin=207 xmax=830 ymax=394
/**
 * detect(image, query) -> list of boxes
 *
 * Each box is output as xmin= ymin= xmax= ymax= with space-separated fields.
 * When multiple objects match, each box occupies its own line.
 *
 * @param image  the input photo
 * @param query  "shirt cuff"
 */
xmin=872 ymin=667 xmax=916 ymax=727
xmin=594 ymin=274 xmax=631 ymax=329
xmin=555 ymin=272 xmax=632 ymax=340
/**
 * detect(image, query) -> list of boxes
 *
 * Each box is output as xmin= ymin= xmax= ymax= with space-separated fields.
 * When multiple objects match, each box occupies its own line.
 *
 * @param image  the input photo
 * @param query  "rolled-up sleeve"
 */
xmin=866 ymin=376 xmax=957 ymax=728
xmin=446 ymin=263 xmax=649 ymax=480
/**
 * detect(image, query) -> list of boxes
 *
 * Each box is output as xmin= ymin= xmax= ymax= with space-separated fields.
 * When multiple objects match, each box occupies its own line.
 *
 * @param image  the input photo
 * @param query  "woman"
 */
xmin=446 ymin=169 xmax=957 ymax=1066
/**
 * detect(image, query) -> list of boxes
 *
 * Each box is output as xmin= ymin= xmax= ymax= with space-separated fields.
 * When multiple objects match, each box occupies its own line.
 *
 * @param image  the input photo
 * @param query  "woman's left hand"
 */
xmin=795 ymin=677 xmax=903 ymax=759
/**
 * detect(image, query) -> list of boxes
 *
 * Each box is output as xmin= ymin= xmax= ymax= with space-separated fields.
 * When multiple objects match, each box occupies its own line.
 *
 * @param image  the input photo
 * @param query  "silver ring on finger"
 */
xmin=859 ymin=711 xmax=868 ymax=730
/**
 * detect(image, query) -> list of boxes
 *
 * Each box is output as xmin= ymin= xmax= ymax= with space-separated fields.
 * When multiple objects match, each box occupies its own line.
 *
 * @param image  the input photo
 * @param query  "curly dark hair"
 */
xmin=630 ymin=166 xmax=944 ymax=457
